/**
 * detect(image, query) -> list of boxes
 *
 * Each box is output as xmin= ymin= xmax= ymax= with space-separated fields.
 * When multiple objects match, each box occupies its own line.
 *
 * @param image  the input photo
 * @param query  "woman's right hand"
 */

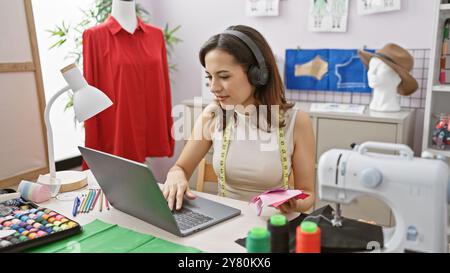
xmin=162 ymin=166 xmax=197 ymax=211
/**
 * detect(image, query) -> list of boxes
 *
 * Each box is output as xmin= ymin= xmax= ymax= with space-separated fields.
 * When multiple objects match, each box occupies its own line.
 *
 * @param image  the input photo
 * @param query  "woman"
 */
xmin=163 ymin=25 xmax=316 ymax=214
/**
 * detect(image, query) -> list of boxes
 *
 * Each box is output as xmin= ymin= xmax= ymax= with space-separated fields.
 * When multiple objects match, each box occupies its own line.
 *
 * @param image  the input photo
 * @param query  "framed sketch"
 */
xmin=0 ymin=0 xmax=48 ymax=187
xmin=308 ymin=0 xmax=349 ymax=33
xmin=357 ymin=0 xmax=401 ymax=15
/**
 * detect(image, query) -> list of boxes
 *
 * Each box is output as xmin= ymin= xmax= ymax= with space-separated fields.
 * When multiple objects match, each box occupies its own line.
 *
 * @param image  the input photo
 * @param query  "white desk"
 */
xmin=37 ymin=171 xmax=301 ymax=253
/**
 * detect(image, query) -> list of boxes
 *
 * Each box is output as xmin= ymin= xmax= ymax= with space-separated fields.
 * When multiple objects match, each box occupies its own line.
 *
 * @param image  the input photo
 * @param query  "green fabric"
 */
xmin=129 ymin=238 xmax=201 ymax=253
xmin=26 ymin=219 xmax=203 ymax=253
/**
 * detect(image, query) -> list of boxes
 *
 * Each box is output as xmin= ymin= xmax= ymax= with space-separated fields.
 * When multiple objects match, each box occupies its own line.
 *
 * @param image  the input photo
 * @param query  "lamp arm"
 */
xmin=44 ymin=85 xmax=71 ymax=179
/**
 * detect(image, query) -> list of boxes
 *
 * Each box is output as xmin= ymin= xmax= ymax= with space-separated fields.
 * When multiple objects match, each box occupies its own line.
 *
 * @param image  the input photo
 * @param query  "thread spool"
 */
xmin=296 ymin=221 xmax=321 ymax=253
xmin=18 ymin=181 xmax=51 ymax=203
xmin=267 ymin=214 xmax=289 ymax=253
xmin=246 ymin=227 xmax=271 ymax=253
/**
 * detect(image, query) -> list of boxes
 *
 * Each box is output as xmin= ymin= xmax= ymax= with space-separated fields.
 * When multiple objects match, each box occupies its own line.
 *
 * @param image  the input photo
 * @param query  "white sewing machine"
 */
xmin=317 ymin=141 xmax=450 ymax=253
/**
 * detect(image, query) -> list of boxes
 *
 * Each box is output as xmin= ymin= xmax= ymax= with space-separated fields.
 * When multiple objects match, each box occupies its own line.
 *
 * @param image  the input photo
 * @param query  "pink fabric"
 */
xmin=250 ymin=188 xmax=309 ymax=216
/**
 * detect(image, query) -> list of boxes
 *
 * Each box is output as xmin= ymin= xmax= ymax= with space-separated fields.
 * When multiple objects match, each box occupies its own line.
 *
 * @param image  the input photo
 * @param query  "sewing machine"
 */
xmin=317 ymin=141 xmax=450 ymax=253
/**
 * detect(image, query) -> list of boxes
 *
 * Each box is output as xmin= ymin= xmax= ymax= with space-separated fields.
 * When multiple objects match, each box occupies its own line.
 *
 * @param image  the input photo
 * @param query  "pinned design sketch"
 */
xmin=308 ymin=0 xmax=349 ymax=33
xmin=358 ymin=0 xmax=401 ymax=15
xmin=246 ymin=0 xmax=280 ymax=17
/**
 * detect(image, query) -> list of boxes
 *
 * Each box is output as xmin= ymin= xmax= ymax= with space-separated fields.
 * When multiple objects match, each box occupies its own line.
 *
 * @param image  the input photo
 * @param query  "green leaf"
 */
xmin=64 ymin=98 xmax=74 ymax=112
xmin=49 ymin=38 xmax=66 ymax=49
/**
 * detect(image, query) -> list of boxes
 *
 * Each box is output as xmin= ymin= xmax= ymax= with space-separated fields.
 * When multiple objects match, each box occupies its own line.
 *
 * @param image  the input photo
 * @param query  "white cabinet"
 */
xmin=181 ymin=99 xmax=415 ymax=226
xmin=423 ymin=1 xmax=450 ymax=158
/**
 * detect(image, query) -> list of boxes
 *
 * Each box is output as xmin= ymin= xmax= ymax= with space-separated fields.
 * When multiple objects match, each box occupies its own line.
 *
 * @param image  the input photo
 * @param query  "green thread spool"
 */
xmin=246 ymin=227 xmax=271 ymax=253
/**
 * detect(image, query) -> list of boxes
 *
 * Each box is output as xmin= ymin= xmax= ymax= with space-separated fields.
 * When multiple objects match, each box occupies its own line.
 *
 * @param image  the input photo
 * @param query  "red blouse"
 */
xmin=82 ymin=16 xmax=174 ymax=169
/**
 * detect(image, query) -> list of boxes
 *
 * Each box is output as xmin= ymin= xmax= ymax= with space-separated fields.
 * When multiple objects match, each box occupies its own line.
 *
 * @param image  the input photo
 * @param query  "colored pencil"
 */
xmin=90 ymin=189 xmax=101 ymax=211
xmin=78 ymin=194 xmax=87 ymax=214
xmin=81 ymin=190 xmax=91 ymax=213
xmin=83 ymin=189 xmax=94 ymax=213
xmin=105 ymin=195 xmax=110 ymax=210
xmin=99 ymin=191 xmax=103 ymax=212
xmin=84 ymin=189 xmax=95 ymax=213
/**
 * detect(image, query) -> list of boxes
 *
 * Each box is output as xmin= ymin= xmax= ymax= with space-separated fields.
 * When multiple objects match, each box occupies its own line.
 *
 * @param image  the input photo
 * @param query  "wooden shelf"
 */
xmin=441 ymin=4 xmax=450 ymax=10
xmin=432 ymin=85 xmax=450 ymax=92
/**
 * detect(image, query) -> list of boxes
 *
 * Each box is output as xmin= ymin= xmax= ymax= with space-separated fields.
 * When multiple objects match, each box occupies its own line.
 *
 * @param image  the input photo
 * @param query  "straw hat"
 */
xmin=358 ymin=43 xmax=418 ymax=96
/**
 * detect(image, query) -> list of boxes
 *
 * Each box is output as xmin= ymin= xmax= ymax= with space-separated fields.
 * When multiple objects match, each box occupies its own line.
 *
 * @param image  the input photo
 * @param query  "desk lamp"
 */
xmin=38 ymin=63 xmax=112 ymax=197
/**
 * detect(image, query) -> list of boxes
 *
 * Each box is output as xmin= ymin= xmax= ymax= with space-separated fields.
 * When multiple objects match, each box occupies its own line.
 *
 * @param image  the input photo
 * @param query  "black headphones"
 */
xmin=222 ymin=30 xmax=269 ymax=87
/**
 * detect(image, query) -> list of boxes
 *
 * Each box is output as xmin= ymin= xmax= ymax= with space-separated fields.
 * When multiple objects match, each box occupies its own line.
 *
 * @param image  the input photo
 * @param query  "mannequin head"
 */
xmin=367 ymin=57 xmax=401 ymax=91
xmin=367 ymin=57 xmax=401 ymax=112
xmin=359 ymin=43 xmax=419 ymax=110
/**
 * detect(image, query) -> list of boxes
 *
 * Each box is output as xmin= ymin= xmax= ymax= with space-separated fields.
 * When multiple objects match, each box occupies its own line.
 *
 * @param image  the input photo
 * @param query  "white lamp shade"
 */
xmin=60 ymin=63 xmax=113 ymax=122
xmin=73 ymin=85 xmax=113 ymax=122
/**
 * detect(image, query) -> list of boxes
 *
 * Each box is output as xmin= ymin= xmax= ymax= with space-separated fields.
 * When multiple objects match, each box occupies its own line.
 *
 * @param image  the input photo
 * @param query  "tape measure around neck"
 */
xmin=218 ymin=111 xmax=289 ymax=197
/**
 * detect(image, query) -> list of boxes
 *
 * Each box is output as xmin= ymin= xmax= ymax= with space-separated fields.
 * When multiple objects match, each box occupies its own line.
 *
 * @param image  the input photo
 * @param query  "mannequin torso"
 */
xmin=111 ymin=0 xmax=137 ymax=34
xmin=367 ymin=57 xmax=402 ymax=112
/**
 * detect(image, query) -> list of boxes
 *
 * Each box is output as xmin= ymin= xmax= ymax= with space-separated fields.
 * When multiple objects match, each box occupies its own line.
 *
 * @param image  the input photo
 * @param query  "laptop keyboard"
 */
xmin=172 ymin=208 xmax=213 ymax=231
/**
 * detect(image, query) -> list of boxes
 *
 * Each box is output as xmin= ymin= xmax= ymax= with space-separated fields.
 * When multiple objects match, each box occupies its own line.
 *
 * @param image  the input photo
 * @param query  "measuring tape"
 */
xmin=219 ymin=111 xmax=289 ymax=197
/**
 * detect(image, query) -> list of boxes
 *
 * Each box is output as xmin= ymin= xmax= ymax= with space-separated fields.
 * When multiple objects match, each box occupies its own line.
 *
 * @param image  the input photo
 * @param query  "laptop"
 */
xmin=78 ymin=146 xmax=241 ymax=237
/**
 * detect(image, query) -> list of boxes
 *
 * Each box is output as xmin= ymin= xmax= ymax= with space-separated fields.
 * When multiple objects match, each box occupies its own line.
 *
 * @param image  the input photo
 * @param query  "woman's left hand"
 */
xmin=277 ymin=198 xmax=299 ymax=214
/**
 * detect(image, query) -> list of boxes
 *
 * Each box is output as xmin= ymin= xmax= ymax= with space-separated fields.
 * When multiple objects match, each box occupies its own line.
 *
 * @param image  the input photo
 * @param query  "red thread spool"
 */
xmin=296 ymin=221 xmax=321 ymax=253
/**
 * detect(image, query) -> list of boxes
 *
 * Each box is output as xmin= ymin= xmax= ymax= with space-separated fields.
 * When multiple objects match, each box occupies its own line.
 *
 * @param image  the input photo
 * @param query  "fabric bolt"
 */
xmin=82 ymin=16 xmax=174 ymax=169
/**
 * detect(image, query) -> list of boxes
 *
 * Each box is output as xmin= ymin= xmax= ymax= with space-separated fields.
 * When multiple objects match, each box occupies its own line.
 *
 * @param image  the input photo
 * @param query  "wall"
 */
xmin=143 ymin=0 xmax=435 ymax=181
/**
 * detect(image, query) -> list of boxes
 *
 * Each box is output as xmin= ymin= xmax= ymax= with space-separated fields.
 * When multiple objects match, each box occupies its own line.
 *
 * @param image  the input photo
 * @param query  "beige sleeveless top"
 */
xmin=211 ymin=107 xmax=298 ymax=202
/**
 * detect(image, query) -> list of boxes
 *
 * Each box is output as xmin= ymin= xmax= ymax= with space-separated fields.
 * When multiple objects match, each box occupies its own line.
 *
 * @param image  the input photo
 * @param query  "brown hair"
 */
xmin=199 ymin=25 xmax=294 ymax=132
